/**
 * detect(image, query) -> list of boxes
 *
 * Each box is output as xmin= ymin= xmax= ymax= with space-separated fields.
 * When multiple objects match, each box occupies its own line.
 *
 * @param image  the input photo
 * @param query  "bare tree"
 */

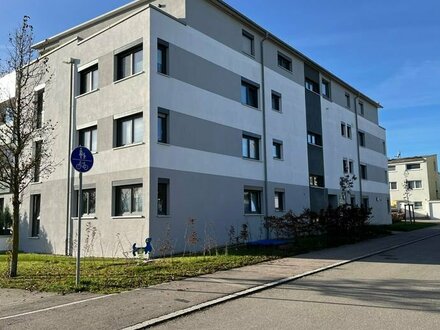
xmin=0 ymin=16 xmax=57 ymax=277
xmin=339 ymin=174 xmax=357 ymax=205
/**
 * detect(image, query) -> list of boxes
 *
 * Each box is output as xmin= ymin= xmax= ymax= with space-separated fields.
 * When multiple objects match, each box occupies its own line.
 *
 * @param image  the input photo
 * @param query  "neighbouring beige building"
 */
xmin=388 ymin=155 xmax=440 ymax=218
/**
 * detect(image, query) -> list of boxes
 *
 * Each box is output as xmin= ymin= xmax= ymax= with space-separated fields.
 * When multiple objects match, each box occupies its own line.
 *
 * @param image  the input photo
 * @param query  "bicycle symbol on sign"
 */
xmin=71 ymin=146 xmax=94 ymax=173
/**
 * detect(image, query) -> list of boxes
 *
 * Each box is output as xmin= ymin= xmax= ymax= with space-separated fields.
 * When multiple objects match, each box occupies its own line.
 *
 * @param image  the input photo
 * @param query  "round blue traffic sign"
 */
xmin=71 ymin=146 xmax=94 ymax=173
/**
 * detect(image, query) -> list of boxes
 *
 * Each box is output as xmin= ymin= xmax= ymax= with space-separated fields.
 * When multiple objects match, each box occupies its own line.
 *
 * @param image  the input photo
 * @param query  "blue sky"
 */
xmin=1 ymin=0 xmax=439 ymax=161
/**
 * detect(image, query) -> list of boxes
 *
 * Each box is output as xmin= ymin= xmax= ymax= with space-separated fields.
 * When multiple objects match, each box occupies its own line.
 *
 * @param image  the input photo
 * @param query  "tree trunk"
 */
xmin=9 ymin=195 xmax=20 ymax=278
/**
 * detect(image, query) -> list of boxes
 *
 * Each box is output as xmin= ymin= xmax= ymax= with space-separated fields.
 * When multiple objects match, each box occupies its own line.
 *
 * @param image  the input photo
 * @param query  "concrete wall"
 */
xmin=0 ymin=235 xmax=11 ymax=252
xmin=429 ymin=201 xmax=440 ymax=220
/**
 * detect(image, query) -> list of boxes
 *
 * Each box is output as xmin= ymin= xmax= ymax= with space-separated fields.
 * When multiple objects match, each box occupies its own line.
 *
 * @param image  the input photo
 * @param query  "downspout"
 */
xmin=64 ymin=58 xmax=76 ymax=255
xmin=260 ymin=33 xmax=269 ymax=239
xmin=353 ymin=94 xmax=363 ymax=205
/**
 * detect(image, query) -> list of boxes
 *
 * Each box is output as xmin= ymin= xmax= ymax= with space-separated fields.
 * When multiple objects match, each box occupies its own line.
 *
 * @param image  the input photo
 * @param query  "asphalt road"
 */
xmin=153 ymin=234 xmax=440 ymax=330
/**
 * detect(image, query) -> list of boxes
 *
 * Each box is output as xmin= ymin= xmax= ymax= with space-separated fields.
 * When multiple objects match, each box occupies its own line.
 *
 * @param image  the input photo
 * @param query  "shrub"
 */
xmin=265 ymin=205 xmax=371 ymax=244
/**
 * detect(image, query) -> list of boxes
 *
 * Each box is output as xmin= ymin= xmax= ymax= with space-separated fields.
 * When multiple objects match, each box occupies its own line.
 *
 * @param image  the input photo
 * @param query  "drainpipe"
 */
xmin=353 ymin=94 xmax=363 ymax=205
xmin=63 ymin=58 xmax=76 ymax=256
xmin=260 ymin=33 xmax=269 ymax=239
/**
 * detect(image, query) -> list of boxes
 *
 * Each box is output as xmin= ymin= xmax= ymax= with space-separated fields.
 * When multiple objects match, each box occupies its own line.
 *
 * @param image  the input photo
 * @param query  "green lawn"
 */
xmin=1 ymin=222 xmax=436 ymax=294
xmin=372 ymin=221 xmax=437 ymax=233
xmin=0 ymin=246 xmax=297 ymax=294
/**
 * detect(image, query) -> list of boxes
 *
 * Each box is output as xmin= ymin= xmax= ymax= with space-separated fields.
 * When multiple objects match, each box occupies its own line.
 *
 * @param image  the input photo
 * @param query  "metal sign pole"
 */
xmin=70 ymin=145 xmax=93 ymax=287
xmin=76 ymin=172 xmax=83 ymax=286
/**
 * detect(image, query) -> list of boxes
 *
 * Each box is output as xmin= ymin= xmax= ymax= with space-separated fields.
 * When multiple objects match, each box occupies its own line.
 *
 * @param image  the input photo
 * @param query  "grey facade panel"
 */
xmin=360 ymin=100 xmax=379 ymax=124
xmin=308 ymin=146 xmax=325 ymax=176
xmin=304 ymin=64 xmax=320 ymax=83
xmin=310 ymin=187 xmax=328 ymax=212
xmin=169 ymin=43 xmax=241 ymax=102
xmin=98 ymin=52 xmax=115 ymax=89
xmin=362 ymin=131 xmax=386 ymax=155
xmin=305 ymin=91 xmax=322 ymax=134
xmin=149 ymin=167 xmax=310 ymax=251
xmin=186 ymin=0 xmax=263 ymax=63
xmin=364 ymin=163 xmax=388 ymax=184
xmin=263 ymin=42 xmax=304 ymax=86
xmin=97 ymin=116 xmax=114 ymax=152
xmin=168 ymin=109 xmax=242 ymax=157
xmin=331 ymin=80 xmax=354 ymax=113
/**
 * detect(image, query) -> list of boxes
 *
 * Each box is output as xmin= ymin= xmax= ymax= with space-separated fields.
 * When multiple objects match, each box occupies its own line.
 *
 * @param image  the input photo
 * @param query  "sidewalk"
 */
xmin=1 ymin=225 xmax=439 ymax=330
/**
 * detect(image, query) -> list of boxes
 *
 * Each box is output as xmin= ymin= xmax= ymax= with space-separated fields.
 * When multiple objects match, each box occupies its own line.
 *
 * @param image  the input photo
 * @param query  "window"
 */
xmin=388 ymin=165 xmax=396 ymax=171
xmin=360 ymin=165 xmax=367 ymax=180
xmin=241 ymin=80 xmax=259 ymax=108
xmin=382 ymin=141 xmax=386 ymax=155
xmin=347 ymin=125 xmax=352 ymax=139
xmin=157 ymin=112 xmax=168 ymax=143
xmin=408 ymin=180 xmax=422 ymax=189
xmin=343 ymin=159 xmax=354 ymax=174
xmin=359 ymin=102 xmax=364 ymax=116
xmin=77 ymin=189 xmax=96 ymax=216
xmin=390 ymin=182 xmax=397 ymax=190
xmin=358 ymin=132 xmax=365 ymax=147
xmin=309 ymin=175 xmax=324 ymax=187
xmin=79 ymin=64 xmax=98 ymax=95
xmin=30 ymin=194 xmax=41 ymax=237
xmin=157 ymin=40 xmax=168 ymax=75
xmin=35 ymin=89 xmax=44 ymax=129
xmin=343 ymin=159 xmax=348 ymax=174
xmin=414 ymin=202 xmax=423 ymax=209
xmin=351 ymin=197 xmax=356 ymax=206
xmin=387 ymin=199 xmax=390 ymax=213
xmin=116 ymin=113 xmax=143 ymax=147
xmin=242 ymin=134 xmax=260 ymax=160
xmin=273 ymin=140 xmax=283 ymax=159
xmin=274 ymin=191 xmax=284 ymax=212
xmin=242 ymin=30 xmax=254 ymax=56
xmin=0 ymin=198 xmax=3 ymax=213
xmin=79 ymin=126 xmax=97 ymax=153
xmin=305 ymin=78 xmax=319 ymax=93
xmin=406 ymin=163 xmax=420 ymax=170
xmin=362 ymin=197 xmax=369 ymax=210
xmin=322 ymin=79 xmax=330 ymax=98
xmin=116 ymin=44 xmax=143 ymax=80
xmin=115 ymin=184 xmax=143 ymax=216
xmin=1 ymin=106 xmax=13 ymax=125
xmin=34 ymin=141 xmax=42 ymax=182
xmin=341 ymin=122 xmax=346 ymax=137
xmin=307 ymin=132 xmax=322 ymax=146
xmin=345 ymin=93 xmax=351 ymax=108
xmin=277 ymin=52 xmax=292 ymax=72
xmin=271 ymin=91 xmax=281 ymax=111
xmin=157 ymin=179 xmax=169 ymax=215
xmin=244 ymin=189 xmax=261 ymax=214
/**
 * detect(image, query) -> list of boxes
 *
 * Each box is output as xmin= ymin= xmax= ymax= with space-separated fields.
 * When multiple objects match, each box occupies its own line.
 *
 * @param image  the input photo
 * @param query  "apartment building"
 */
xmin=388 ymin=155 xmax=440 ymax=218
xmin=0 ymin=0 xmax=390 ymax=257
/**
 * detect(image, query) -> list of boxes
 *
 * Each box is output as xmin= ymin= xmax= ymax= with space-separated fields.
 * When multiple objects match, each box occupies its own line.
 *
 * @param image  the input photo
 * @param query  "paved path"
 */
xmin=153 ymin=229 xmax=440 ymax=330
xmin=0 ymin=225 xmax=439 ymax=329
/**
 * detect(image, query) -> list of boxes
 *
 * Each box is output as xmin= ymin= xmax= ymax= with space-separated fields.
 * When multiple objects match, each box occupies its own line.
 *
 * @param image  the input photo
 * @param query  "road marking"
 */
xmin=122 ymin=231 xmax=440 ymax=330
xmin=1 ymin=231 xmax=438 ymax=325
xmin=0 ymin=294 xmax=116 ymax=321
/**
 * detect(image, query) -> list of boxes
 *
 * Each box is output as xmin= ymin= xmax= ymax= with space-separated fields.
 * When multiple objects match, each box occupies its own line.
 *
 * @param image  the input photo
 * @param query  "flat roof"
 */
xmin=33 ymin=0 xmax=382 ymax=108
xmin=388 ymin=155 xmax=437 ymax=163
